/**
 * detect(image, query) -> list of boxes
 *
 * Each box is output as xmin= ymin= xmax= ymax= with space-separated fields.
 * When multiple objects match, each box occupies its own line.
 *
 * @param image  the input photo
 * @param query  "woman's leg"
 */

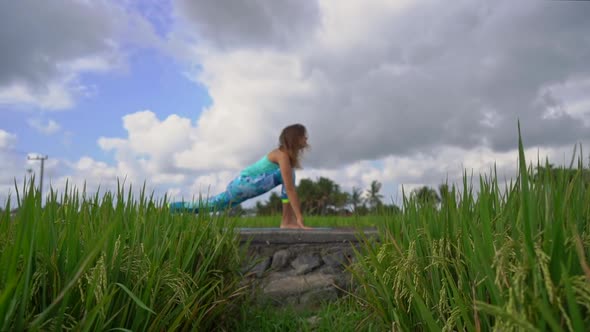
xmin=168 ymin=171 xmax=281 ymax=213
xmin=168 ymin=191 xmax=233 ymax=213
xmin=222 ymin=172 xmax=281 ymax=208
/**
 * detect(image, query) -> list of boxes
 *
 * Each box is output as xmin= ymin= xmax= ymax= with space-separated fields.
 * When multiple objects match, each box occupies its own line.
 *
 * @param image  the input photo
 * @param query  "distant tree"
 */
xmin=331 ymin=190 xmax=350 ymax=215
xmin=349 ymin=187 xmax=364 ymax=213
xmin=533 ymin=163 xmax=556 ymax=182
xmin=534 ymin=163 xmax=590 ymax=186
xmin=366 ymin=180 xmax=383 ymax=210
xmin=297 ymin=178 xmax=317 ymax=214
xmin=257 ymin=177 xmax=390 ymax=216
xmin=255 ymin=192 xmax=283 ymax=216
xmin=255 ymin=201 xmax=265 ymax=215
xmin=296 ymin=176 xmax=349 ymax=215
xmin=355 ymin=204 xmax=370 ymax=216
xmin=412 ymin=186 xmax=440 ymax=207
xmin=268 ymin=192 xmax=283 ymax=215
xmin=316 ymin=177 xmax=337 ymax=215
xmin=229 ymin=204 xmax=245 ymax=217
xmin=380 ymin=203 xmax=401 ymax=215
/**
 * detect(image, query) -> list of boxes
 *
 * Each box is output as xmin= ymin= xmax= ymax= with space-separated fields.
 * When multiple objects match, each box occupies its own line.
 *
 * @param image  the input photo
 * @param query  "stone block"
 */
xmin=249 ymin=257 xmax=271 ymax=278
xmin=290 ymin=253 xmax=322 ymax=275
xmin=271 ymin=249 xmax=292 ymax=270
xmin=300 ymin=287 xmax=339 ymax=307
xmin=238 ymin=228 xmax=379 ymax=309
xmin=263 ymin=273 xmax=335 ymax=298
xmin=321 ymin=251 xmax=347 ymax=268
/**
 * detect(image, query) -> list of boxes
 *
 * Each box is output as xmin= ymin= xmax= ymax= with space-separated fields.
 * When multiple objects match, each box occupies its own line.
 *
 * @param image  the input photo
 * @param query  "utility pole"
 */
xmin=28 ymin=155 xmax=48 ymax=201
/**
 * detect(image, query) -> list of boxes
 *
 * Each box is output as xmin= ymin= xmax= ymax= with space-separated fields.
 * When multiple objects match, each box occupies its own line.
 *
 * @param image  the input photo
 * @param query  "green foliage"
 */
xmin=411 ymin=185 xmax=441 ymax=207
xmin=256 ymin=177 xmax=400 ymax=217
xmin=0 ymin=181 xmax=246 ymax=331
xmin=534 ymin=163 xmax=590 ymax=186
xmin=229 ymin=297 xmax=380 ymax=331
xmin=349 ymin=128 xmax=590 ymax=331
xmin=350 ymin=187 xmax=364 ymax=212
xmin=366 ymin=180 xmax=384 ymax=210
xmin=256 ymin=177 xmax=353 ymax=216
xmin=255 ymin=192 xmax=283 ymax=216
xmin=299 ymin=177 xmax=348 ymax=215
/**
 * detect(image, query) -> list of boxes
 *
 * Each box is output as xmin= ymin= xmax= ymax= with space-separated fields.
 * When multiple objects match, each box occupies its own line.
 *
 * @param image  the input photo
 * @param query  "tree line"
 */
xmin=251 ymin=178 xmax=393 ymax=216
xmin=251 ymin=177 xmax=446 ymax=216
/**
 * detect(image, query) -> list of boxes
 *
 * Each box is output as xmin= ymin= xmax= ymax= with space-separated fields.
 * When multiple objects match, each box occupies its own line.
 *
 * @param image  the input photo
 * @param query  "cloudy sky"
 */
xmin=1 ymin=0 xmax=590 ymax=208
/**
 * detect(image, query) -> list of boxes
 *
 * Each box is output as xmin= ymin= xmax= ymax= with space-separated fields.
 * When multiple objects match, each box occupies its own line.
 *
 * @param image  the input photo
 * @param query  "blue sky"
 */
xmin=2 ymin=48 xmax=210 ymax=163
xmin=1 ymin=0 xmax=590 ymax=209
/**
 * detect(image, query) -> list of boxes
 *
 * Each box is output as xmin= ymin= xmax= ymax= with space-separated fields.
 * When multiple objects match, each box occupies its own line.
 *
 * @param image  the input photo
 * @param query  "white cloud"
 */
xmin=60 ymin=54 xmax=118 ymax=73
xmin=166 ymin=0 xmax=590 ymax=176
xmin=41 ymin=157 xmax=119 ymax=202
xmin=174 ymin=49 xmax=315 ymax=171
xmin=96 ymin=110 xmax=207 ymax=197
xmin=0 ymin=1 xmax=157 ymax=110
xmin=0 ymin=131 xmax=24 ymax=206
xmin=0 ymin=130 xmax=16 ymax=149
xmin=175 ymin=0 xmax=321 ymax=50
xmin=540 ymin=77 xmax=590 ymax=126
xmin=0 ymin=82 xmax=74 ymax=110
xmin=315 ymin=0 xmax=413 ymax=50
xmin=99 ymin=110 xmax=195 ymax=175
xmin=297 ymin=142 xmax=590 ymax=206
xmin=27 ymin=118 xmax=61 ymax=135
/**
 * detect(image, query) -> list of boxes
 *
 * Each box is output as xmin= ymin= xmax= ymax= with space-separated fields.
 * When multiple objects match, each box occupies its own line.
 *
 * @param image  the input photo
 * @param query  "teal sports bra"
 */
xmin=240 ymin=155 xmax=280 ymax=177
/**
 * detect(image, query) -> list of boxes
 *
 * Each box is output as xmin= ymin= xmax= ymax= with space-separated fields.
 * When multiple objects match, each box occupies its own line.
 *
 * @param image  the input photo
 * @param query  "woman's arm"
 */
xmin=277 ymin=152 xmax=307 ymax=228
xmin=281 ymin=202 xmax=297 ymax=227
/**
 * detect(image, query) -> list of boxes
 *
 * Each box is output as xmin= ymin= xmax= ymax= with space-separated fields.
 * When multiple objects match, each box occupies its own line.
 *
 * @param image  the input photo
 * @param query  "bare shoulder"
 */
xmin=268 ymin=148 xmax=289 ymax=164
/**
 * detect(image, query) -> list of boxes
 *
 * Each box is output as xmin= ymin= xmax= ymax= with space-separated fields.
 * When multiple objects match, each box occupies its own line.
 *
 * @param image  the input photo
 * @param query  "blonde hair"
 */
xmin=278 ymin=124 xmax=308 ymax=169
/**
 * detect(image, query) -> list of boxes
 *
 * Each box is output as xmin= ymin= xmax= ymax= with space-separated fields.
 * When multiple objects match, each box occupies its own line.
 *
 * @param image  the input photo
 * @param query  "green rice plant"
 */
xmin=349 ymin=124 xmax=590 ymax=331
xmin=0 ymin=180 xmax=247 ymax=331
xmin=229 ymin=296 xmax=382 ymax=332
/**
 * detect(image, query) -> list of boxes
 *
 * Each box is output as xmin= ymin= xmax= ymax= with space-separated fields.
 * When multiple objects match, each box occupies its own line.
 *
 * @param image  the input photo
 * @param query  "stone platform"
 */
xmin=239 ymin=228 xmax=379 ymax=309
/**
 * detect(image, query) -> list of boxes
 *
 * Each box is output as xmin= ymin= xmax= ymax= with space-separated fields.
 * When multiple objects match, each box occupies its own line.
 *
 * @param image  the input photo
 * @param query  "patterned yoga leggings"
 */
xmin=169 ymin=168 xmax=292 ymax=213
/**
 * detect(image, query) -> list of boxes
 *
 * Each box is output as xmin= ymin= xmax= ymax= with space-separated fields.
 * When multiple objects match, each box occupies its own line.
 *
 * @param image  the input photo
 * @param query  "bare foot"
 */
xmin=280 ymin=223 xmax=313 ymax=229
xmin=294 ymin=223 xmax=313 ymax=229
xmin=280 ymin=224 xmax=301 ymax=229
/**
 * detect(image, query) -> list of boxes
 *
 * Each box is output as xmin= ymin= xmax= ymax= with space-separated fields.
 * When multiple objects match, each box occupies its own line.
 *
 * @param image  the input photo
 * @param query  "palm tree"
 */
xmin=412 ymin=186 xmax=440 ymax=206
xmin=349 ymin=187 xmax=364 ymax=212
xmin=297 ymin=178 xmax=317 ymax=214
xmin=332 ymin=191 xmax=350 ymax=215
xmin=366 ymin=180 xmax=383 ymax=210
xmin=317 ymin=177 xmax=337 ymax=215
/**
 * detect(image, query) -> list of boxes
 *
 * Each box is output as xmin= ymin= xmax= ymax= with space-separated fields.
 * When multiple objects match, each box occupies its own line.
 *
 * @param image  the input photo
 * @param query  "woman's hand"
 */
xmin=280 ymin=204 xmax=311 ymax=229
xmin=296 ymin=217 xmax=312 ymax=229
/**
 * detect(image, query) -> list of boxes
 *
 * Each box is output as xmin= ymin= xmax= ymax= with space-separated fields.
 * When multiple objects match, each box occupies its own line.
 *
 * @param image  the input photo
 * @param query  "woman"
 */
xmin=169 ymin=124 xmax=311 ymax=229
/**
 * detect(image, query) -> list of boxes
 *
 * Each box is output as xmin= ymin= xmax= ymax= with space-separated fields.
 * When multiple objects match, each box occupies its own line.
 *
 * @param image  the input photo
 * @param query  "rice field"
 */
xmin=347 ymin=130 xmax=590 ymax=331
xmin=0 ymin=183 xmax=247 ymax=331
xmin=1 ymin=129 xmax=589 ymax=331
